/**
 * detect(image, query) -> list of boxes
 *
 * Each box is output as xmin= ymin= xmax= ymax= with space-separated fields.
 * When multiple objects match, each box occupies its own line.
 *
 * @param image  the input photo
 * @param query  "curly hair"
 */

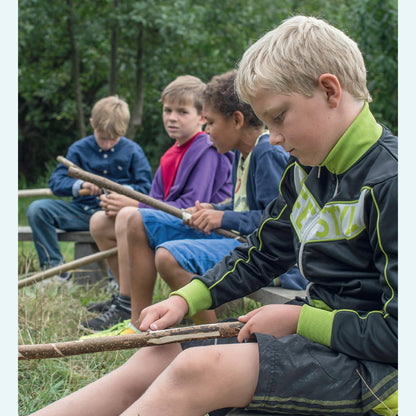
xmin=203 ymin=70 xmax=264 ymax=128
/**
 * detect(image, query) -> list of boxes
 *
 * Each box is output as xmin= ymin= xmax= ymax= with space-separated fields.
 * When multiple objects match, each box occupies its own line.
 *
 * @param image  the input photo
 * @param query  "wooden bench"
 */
xmin=18 ymin=226 xmax=109 ymax=284
xmin=247 ymin=286 xmax=306 ymax=305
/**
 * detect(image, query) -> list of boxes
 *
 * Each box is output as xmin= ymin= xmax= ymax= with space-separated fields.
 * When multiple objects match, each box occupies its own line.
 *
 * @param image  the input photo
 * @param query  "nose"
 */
xmin=269 ymin=130 xmax=284 ymax=146
xmin=205 ymin=124 xmax=211 ymax=134
xmin=167 ymin=111 xmax=178 ymax=121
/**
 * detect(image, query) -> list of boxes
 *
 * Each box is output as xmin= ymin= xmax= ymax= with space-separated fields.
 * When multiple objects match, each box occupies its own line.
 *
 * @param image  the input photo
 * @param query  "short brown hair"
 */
xmin=160 ymin=75 xmax=206 ymax=113
xmin=91 ymin=96 xmax=130 ymax=139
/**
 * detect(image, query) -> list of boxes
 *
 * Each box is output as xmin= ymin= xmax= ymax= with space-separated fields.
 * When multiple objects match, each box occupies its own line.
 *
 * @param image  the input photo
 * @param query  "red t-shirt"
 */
xmin=160 ymin=132 xmax=201 ymax=200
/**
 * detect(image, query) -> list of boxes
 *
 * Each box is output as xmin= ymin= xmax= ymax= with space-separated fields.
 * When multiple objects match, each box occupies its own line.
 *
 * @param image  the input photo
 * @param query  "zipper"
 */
xmin=297 ymin=174 xmax=339 ymax=277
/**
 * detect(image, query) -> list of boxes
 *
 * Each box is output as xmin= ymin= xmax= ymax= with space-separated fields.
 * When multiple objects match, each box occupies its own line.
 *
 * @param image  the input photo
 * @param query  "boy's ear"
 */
xmin=89 ymin=118 xmax=95 ymax=128
xmin=318 ymin=74 xmax=342 ymax=108
xmin=198 ymin=113 xmax=207 ymax=126
xmin=232 ymin=111 xmax=245 ymax=129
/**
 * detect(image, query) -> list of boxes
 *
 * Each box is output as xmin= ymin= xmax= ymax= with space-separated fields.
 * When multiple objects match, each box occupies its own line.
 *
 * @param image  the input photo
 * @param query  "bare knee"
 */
xmin=126 ymin=210 xmax=148 ymax=243
xmin=115 ymin=207 xmax=139 ymax=237
xmin=155 ymin=247 xmax=194 ymax=290
xmin=90 ymin=211 xmax=115 ymax=241
xmin=167 ymin=347 xmax=221 ymax=386
xmin=155 ymin=248 xmax=178 ymax=278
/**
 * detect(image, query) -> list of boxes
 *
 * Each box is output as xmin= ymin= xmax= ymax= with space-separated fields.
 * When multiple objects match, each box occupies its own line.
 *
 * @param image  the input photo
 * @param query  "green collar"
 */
xmin=321 ymin=102 xmax=382 ymax=174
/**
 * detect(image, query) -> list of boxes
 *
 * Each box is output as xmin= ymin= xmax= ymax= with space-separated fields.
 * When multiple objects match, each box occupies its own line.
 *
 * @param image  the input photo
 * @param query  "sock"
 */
xmin=127 ymin=321 xmax=141 ymax=333
xmin=116 ymin=294 xmax=131 ymax=312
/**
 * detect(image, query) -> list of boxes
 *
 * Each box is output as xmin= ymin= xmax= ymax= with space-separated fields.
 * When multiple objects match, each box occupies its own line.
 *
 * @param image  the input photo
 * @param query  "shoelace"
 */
xmin=97 ymin=303 xmax=123 ymax=322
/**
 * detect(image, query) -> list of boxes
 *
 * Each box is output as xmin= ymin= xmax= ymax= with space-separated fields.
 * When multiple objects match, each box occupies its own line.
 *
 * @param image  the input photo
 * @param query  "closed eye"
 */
xmin=274 ymin=111 xmax=285 ymax=122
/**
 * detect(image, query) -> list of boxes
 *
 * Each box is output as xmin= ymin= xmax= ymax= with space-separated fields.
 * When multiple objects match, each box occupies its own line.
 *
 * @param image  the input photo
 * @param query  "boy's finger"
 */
xmin=237 ymin=324 xmax=252 ymax=343
xmin=139 ymin=310 xmax=162 ymax=331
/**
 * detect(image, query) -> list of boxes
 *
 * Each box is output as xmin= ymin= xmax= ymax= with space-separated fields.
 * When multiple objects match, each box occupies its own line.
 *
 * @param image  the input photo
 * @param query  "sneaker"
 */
xmin=51 ymin=271 xmax=73 ymax=287
xmin=86 ymin=294 xmax=117 ymax=313
xmin=79 ymin=319 xmax=131 ymax=339
xmin=79 ymin=302 xmax=131 ymax=333
xmin=38 ymin=271 xmax=72 ymax=288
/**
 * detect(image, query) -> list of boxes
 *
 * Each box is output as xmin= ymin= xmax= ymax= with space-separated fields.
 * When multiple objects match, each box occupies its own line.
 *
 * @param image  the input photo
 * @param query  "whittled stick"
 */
xmin=18 ymin=321 xmax=244 ymax=360
xmin=65 ymin=162 xmax=246 ymax=243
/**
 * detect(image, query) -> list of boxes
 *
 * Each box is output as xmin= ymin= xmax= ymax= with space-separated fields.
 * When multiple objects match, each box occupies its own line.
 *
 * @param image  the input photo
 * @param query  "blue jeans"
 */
xmin=141 ymin=209 xmax=307 ymax=289
xmin=26 ymin=199 xmax=99 ymax=268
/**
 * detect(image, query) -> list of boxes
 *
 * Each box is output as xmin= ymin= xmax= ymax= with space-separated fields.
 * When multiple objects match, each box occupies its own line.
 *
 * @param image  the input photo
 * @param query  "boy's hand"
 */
xmin=237 ymin=304 xmax=302 ymax=343
xmin=187 ymin=200 xmax=223 ymax=234
xmin=138 ymin=295 xmax=189 ymax=332
xmin=100 ymin=192 xmax=138 ymax=217
xmin=185 ymin=200 xmax=214 ymax=215
xmin=81 ymin=181 xmax=101 ymax=195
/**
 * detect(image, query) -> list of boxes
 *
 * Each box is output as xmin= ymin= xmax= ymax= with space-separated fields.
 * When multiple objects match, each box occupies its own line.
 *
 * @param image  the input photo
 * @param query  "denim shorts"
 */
xmin=140 ymin=209 xmax=242 ymax=275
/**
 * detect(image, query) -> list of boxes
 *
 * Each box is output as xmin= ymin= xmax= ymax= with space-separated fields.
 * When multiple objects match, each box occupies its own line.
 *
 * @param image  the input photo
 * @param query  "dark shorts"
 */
xmin=182 ymin=321 xmax=397 ymax=415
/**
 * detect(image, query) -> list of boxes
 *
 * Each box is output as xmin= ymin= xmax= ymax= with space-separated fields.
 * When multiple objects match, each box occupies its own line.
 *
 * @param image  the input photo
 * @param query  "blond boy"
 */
xmin=26 ymin=96 xmax=152 ymax=282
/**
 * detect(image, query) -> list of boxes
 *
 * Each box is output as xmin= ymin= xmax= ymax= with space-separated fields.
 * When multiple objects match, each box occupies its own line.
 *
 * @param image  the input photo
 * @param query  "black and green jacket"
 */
xmin=174 ymin=103 xmax=398 ymax=365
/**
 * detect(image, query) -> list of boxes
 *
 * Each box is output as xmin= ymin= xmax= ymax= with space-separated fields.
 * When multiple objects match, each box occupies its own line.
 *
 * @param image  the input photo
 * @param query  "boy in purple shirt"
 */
xmin=81 ymin=75 xmax=233 ymax=331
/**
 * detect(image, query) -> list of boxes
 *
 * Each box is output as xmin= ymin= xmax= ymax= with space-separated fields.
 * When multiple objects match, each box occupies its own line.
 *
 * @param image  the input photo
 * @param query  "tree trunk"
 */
xmin=66 ymin=0 xmax=86 ymax=138
xmin=126 ymin=23 xmax=145 ymax=139
xmin=109 ymin=0 xmax=119 ymax=95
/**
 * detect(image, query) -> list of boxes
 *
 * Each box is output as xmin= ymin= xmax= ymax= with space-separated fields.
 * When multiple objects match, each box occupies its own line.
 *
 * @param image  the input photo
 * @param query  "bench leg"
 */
xmin=73 ymin=242 xmax=108 ymax=285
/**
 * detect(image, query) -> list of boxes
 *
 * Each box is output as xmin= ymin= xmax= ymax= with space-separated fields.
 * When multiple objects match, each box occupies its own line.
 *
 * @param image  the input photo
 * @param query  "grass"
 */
xmin=17 ymin=198 xmax=260 ymax=415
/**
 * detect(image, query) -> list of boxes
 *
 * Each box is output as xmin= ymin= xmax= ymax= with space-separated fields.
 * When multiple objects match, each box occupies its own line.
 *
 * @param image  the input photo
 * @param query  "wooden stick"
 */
xmin=18 ymin=321 xmax=244 ymax=360
xmin=18 ymin=188 xmax=53 ymax=198
xmin=18 ymin=188 xmax=90 ymax=197
xmin=64 ymin=161 xmax=246 ymax=243
xmin=56 ymin=155 xmax=78 ymax=169
xmin=18 ymin=247 xmax=118 ymax=289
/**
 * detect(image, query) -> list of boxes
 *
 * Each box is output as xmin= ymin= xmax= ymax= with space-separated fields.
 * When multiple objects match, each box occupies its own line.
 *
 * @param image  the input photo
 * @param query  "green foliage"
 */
xmin=19 ymin=0 xmax=397 ymax=185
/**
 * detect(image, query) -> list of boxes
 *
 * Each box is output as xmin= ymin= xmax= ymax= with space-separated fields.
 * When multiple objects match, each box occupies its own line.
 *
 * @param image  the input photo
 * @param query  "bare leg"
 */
xmin=122 ymin=342 xmax=260 ymax=416
xmin=30 ymin=344 xmax=182 ymax=416
xmin=125 ymin=210 xmax=157 ymax=327
xmin=155 ymin=247 xmax=217 ymax=324
xmin=114 ymin=207 xmax=139 ymax=297
xmin=89 ymin=211 xmax=119 ymax=283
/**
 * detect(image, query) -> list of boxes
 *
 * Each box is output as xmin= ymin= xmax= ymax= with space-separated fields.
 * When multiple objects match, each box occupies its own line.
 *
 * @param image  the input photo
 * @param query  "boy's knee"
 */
xmin=89 ymin=211 xmax=107 ymax=237
xmin=114 ymin=206 xmax=138 ymax=234
xmin=126 ymin=209 xmax=145 ymax=236
xmin=169 ymin=347 xmax=219 ymax=383
xmin=26 ymin=199 xmax=48 ymax=221
xmin=155 ymin=248 xmax=178 ymax=276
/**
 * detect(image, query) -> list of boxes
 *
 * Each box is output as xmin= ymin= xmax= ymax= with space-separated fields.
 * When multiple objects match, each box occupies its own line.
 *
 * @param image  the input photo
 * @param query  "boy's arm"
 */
xmin=48 ymin=145 xmax=85 ymax=197
xmin=217 ymin=148 xmax=288 ymax=236
xmin=172 ymin=196 xmax=297 ymax=316
xmin=298 ymin=178 xmax=398 ymax=364
xmin=124 ymin=150 xmax=153 ymax=195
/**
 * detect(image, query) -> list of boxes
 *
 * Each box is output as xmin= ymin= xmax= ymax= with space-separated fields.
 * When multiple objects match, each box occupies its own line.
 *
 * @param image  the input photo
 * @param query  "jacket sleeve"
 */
xmin=127 ymin=149 xmax=153 ymax=194
xmin=220 ymin=147 xmax=287 ymax=236
xmin=297 ymin=176 xmax=398 ymax=364
xmin=172 ymin=196 xmax=297 ymax=316
xmin=48 ymin=144 xmax=83 ymax=196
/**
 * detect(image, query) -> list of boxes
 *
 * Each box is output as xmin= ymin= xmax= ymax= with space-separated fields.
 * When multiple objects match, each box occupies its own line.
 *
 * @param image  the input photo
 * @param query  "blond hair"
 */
xmin=91 ymin=96 xmax=130 ymax=139
xmin=236 ymin=15 xmax=371 ymax=103
xmin=160 ymin=75 xmax=206 ymax=113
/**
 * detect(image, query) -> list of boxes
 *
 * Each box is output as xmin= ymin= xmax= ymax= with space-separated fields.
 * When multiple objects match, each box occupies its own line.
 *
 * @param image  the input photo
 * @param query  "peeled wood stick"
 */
xmin=18 ymin=188 xmax=53 ymax=198
xmin=18 ymin=188 xmax=90 ymax=198
xmin=66 ymin=164 xmax=246 ymax=243
xmin=18 ymin=247 xmax=118 ymax=289
xmin=56 ymin=155 xmax=78 ymax=169
xmin=18 ymin=321 xmax=244 ymax=360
